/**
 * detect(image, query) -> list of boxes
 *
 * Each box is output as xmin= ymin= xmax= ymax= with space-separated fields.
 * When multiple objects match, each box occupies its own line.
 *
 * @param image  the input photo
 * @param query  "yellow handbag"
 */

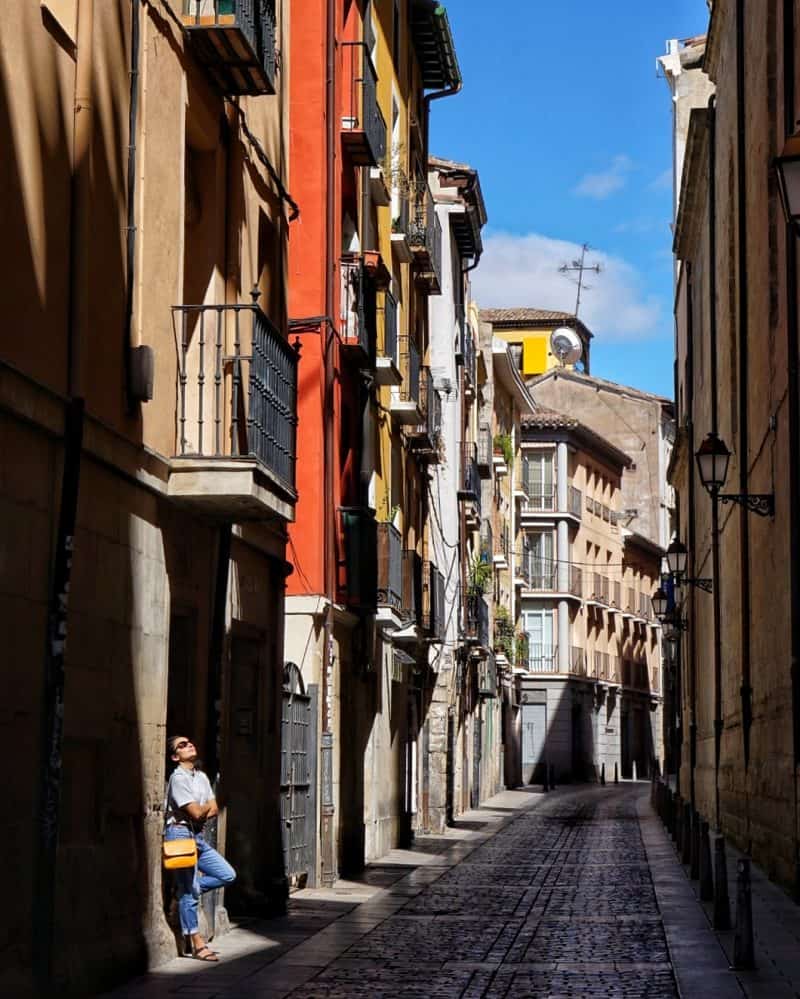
xmin=163 ymin=836 xmax=197 ymax=870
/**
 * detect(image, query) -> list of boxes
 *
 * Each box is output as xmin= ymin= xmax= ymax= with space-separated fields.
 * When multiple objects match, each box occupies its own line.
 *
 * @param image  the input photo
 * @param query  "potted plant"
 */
xmin=493 ymin=433 xmax=513 ymax=466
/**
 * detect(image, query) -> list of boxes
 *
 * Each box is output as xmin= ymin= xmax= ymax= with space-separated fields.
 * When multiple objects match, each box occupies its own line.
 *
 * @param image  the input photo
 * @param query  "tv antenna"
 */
xmin=559 ymin=243 xmax=601 ymax=319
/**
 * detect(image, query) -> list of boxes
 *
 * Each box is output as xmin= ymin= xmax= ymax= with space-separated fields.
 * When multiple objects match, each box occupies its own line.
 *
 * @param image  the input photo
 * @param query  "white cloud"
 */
xmin=649 ymin=168 xmax=673 ymax=192
xmin=573 ymin=155 xmax=634 ymax=199
xmin=472 ymin=231 xmax=663 ymax=342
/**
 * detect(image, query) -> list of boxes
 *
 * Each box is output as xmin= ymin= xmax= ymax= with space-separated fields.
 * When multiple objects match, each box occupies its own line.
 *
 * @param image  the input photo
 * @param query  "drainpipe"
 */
xmin=781 ymin=0 xmax=800 ymax=898
xmin=707 ymin=96 xmax=724 ymax=830
xmin=320 ymin=0 xmax=337 ymax=888
xmin=123 ymin=0 xmax=141 ymax=411
xmin=735 ymin=0 xmax=753 ymax=795
xmin=685 ymin=261 xmax=697 ymax=810
xmin=34 ymin=0 xmax=94 ymax=990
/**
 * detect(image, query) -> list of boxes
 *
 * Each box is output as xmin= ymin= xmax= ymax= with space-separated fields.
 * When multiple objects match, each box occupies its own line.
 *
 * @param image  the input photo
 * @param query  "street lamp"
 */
xmin=695 ymin=432 xmax=774 ymax=517
xmin=775 ymin=131 xmax=800 ymax=232
xmin=664 ymin=537 xmax=713 ymax=593
xmin=652 ymin=587 xmax=669 ymax=621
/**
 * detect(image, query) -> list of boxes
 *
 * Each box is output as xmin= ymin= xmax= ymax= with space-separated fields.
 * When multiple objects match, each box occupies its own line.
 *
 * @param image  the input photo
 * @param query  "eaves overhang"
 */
xmin=492 ymin=340 xmax=535 ymax=413
xmin=410 ymin=2 xmax=462 ymax=91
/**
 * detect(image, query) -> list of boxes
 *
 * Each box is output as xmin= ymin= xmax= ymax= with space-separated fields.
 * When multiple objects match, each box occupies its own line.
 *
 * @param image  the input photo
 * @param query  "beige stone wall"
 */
xmin=670 ymin=0 xmax=799 ymax=890
xmin=1 ymin=2 xmax=294 ymax=992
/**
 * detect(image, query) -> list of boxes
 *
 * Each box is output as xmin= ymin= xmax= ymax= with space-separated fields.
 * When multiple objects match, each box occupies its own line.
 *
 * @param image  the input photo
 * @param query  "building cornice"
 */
xmin=673 ymin=107 xmax=710 ymax=261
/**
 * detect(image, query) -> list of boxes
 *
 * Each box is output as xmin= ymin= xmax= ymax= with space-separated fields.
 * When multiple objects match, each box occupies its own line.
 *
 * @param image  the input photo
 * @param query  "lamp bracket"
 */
xmin=718 ymin=492 xmax=774 ymax=517
xmin=677 ymin=576 xmax=713 ymax=593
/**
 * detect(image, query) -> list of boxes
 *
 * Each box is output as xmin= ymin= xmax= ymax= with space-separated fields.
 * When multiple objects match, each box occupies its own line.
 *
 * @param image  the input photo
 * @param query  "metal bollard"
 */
xmin=549 ymin=762 xmax=556 ymax=790
xmin=699 ymin=820 xmax=714 ymax=900
xmin=732 ymin=857 xmax=755 ymax=969
xmin=614 ymin=761 xmax=619 ymax=785
xmin=690 ymin=809 xmax=701 ymax=880
xmin=601 ymin=762 xmax=606 ymax=786
xmin=543 ymin=762 xmax=549 ymax=793
xmin=682 ymin=803 xmax=692 ymax=865
xmin=633 ymin=759 xmax=638 ymax=782
xmin=713 ymin=834 xmax=732 ymax=930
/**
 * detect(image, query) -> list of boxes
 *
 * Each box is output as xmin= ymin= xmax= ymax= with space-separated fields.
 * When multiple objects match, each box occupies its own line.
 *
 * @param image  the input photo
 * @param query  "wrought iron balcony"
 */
xmin=421 ymin=560 xmax=446 ymax=641
xmin=377 ymin=522 xmax=403 ymax=615
xmin=339 ymin=506 xmax=378 ymax=611
xmin=390 ymin=335 xmax=422 ymax=423
xmin=401 ymin=549 xmax=423 ymax=627
xmin=477 ymin=423 xmax=492 ymax=476
xmin=181 ymin=0 xmax=277 ymax=95
xmin=462 ymin=322 xmax=476 ymax=397
xmin=463 ymin=587 xmax=490 ymax=648
xmin=375 ymin=290 xmax=401 ymax=386
xmin=169 ymin=296 xmax=298 ymax=519
xmin=478 ymin=656 xmax=498 ymax=697
xmin=340 ymin=257 xmax=375 ymax=363
xmin=521 ymin=487 xmax=556 ymax=514
xmin=520 ymin=556 xmax=557 ymax=593
xmin=406 ymin=179 xmax=442 ymax=294
xmin=341 ymin=42 xmax=387 ymax=167
xmin=570 ymin=564 xmax=583 ymax=598
xmin=526 ymin=644 xmax=558 ymax=674
xmin=494 ymin=523 xmax=510 ymax=566
xmin=479 ymin=520 xmax=493 ymax=564
xmin=458 ymin=442 xmax=480 ymax=502
xmin=407 ymin=368 xmax=441 ymax=458
xmin=391 ymin=185 xmax=412 ymax=262
xmin=494 ymin=616 xmax=515 ymax=661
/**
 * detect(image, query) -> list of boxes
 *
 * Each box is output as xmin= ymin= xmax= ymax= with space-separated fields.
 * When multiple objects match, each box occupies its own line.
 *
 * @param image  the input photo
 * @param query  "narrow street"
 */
xmin=101 ymin=784 xmax=757 ymax=999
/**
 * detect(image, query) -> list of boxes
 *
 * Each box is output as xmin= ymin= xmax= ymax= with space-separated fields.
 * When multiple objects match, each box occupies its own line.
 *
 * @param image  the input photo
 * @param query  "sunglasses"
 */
xmin=173 ymin=740 xmax=193 ymax=750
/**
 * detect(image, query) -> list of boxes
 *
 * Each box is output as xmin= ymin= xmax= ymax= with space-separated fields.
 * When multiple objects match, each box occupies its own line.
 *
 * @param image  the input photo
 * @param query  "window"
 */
xmin=523 ymin=451 xmax=554 ymax=510
xmin=523 ymin=609 xmax=555 ymax=670
xmin=524 ymin=531 xmax=554 ymax=589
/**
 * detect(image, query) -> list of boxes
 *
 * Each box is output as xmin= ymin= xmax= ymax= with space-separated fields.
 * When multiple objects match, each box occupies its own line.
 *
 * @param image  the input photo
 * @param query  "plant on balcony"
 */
xmin=493 ymin=607 xmax=515 ymax=661
xmin=467 ymin=553 xmax=492 ymax=594
xmin=515 ymin=631 xmax=529 ymax=667
xmin=493 ymin=433 xmax=513 ymax=466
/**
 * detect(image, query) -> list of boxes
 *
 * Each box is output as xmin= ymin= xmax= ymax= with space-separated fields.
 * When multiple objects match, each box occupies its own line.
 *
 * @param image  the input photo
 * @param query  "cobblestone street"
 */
xmin=102 ymin=784 xmax=761 ymax=999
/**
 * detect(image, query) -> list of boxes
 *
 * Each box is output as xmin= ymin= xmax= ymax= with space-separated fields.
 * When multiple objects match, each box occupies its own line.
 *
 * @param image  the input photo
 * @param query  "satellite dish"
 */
xmin=550 ymin=327 xmax=583 ymax=366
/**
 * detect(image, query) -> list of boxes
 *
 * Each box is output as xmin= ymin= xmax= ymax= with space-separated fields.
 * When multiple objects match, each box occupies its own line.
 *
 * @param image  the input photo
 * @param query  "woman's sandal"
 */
xmin=191 ymin=945 xmax=219 ymax=962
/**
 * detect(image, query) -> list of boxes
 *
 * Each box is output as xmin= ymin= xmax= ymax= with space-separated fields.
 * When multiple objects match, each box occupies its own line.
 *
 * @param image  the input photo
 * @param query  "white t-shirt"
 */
xmin=166 ymin=766 xmax=214 ymax=826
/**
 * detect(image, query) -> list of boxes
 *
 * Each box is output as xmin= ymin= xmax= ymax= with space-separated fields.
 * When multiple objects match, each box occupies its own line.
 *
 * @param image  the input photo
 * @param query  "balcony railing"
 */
xmin=341 ymin=42 xmax=386 ymax=167
xmin=526 ymin=645 xmax=558 ymax=673
xmin=408 ymin=368 xmax=441 ymax=457
xmin=521 ymin=488 xmax=556 ymax=513
xmin=570 ymin=564 xmax=583 ymax=598
xmin=381 ymin=290 xmax=398 ymax=364
xmin=626 ymin=587 xmax=637 ymax=613
xmin=463 ymin=587 xmax=489 ymax=648
xmin=478 ymin=656 xmax=498 ymax=697
xmin=182 ymin=0 xmax=277 ymax=95
xmin=463 ymin=322 xmax=476 ymax=394
xmin=613 ymin=581 xmax=622 ymax=608
xmin=397 ymin=335 xmax=421 ymax=403
xmin=477 ymin=423 xmax=492 ymax=474
xmin=459 ymin=442 xmax=481 ymax=505
xmin=494 ymin=616 xmax=515 ymax=661
xmin=406 ymin=179 xmax=442 ymax=292
xmin=340 ymin=257 xmax=375 ymax=360
xmin=591 ymin=573 xmax=610 ymax=604
xmin=569 ymin=485 xmax=582 ymax=519
xmin=402 ymin=549 xmax=422 ymax=626
xmin=479 ymin=520 xmax=493 ymax=563
xmin=521 ymin=556 xmax=557 ymax=592
xmin=639 ymin=592 xmax=650 ymax=619
xmin=422 ymin=561 xmax=446 ymax=641
xmin=340 ymin=506 xmax=377 ymax=610
xmin=173 ymin=298 xmax=299 ymax=493
xmin=455 ymin=302 xmax=467 ymax=364
xmin=377 ymin=522 xmax=402 ymax=612
xmin=610 ymin=655 xmax=620 ymax=683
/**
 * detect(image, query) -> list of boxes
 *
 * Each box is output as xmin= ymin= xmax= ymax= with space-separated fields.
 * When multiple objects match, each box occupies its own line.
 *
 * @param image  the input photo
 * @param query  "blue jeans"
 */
xmin=165 ymin=825 xmax=236 ymax=935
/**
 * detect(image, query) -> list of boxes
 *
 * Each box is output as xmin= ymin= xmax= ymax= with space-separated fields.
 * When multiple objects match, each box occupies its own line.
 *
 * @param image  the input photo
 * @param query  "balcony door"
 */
xmin=523 ymin=451 xmax=554 ymax=510
xmin=525 ymin=530 xmax=554 ymax=589
xmin=523 ymin=608 xmax=554 ymax=671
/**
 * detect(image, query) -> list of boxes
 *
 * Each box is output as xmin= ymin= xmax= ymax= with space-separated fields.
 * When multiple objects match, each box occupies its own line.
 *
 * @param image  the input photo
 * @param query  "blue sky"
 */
xmin=429 ymin=0 xmax=710 ymax=398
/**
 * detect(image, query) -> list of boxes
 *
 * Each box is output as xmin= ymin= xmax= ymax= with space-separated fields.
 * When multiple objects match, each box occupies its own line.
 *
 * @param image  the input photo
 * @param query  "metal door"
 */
xmin=471 ymin=712 xmax=482 ymax=808
xmin=522 ymin=702 xmax=547 ymax=784
xmin=280 ymin=665 xmax=314 ymax=883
